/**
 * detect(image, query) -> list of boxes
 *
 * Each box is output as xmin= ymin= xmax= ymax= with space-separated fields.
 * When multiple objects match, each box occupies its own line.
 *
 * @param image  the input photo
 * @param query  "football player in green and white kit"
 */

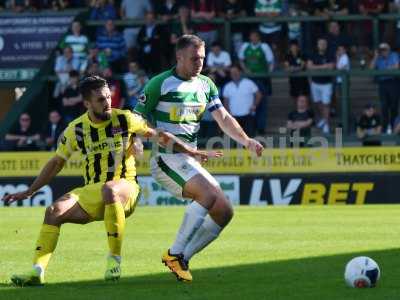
xmin=134 ymin=35 xmax=264 ymax=282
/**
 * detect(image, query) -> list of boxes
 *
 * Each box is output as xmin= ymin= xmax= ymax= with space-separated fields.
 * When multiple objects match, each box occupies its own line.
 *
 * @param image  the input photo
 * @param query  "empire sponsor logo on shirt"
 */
xmin=86 ymin=140 xmax=123 ymax=153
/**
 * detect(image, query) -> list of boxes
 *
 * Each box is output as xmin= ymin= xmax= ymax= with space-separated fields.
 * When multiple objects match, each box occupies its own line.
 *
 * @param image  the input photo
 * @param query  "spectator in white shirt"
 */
xmin=336 ymin=45 xmax=350 ymax=84
xmin=53 ymin=46 xmax=83 ymax=98
xmin=222 ymin=64 xmax=262 ymax=137
xmin=330 ymin=44 xmax=350 ymax=119
xmin=205 ymin=41 xmax=232 ymax=88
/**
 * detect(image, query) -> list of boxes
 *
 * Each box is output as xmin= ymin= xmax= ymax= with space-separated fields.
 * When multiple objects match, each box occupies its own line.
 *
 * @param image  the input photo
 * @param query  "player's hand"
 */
xmin=193 ymin=150 xmax=223 ymax=163
xmin=246 ymin=138 xmax=264 ymax=157
xmin=131 ymin=137 xmax=144 ymax=158
xmin=2 ymin=190 xmax=32 ymax=205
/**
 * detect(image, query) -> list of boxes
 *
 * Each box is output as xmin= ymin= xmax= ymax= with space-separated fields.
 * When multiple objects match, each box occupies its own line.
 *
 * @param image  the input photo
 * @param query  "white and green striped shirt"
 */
xmin=134 ymin=68 xmax=222 ymax=153
xmin=255 ymin=0 xmax=282 ymax=34
xmin=62 ymin=34 xmax=89 ymax=61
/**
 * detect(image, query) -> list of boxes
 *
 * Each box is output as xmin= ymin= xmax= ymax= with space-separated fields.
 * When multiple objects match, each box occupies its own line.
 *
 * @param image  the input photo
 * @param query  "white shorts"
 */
xmin=311 ymin=82 xmax=333 ymax=105
xmin=150 ymin=153 xmax=219 ymax=199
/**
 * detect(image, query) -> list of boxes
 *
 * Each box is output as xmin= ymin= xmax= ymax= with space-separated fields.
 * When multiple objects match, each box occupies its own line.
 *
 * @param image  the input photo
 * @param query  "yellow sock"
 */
xmin=104 ymin=202 xmax=125 ymax=256
xmin=33 ymin=224 xmax=60 ymax=271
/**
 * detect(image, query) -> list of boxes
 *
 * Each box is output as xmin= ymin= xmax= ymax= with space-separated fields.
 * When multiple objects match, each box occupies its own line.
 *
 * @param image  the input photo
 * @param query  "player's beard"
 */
xmin=93 ymin=110 xmax=111 ymax=121
xmin=193 ymin=66 xmax=202 ymax=77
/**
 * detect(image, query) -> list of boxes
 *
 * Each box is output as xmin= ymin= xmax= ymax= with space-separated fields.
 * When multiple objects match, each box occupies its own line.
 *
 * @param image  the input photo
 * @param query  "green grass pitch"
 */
xmin=1 ymin=205 xmax=399 ymax=300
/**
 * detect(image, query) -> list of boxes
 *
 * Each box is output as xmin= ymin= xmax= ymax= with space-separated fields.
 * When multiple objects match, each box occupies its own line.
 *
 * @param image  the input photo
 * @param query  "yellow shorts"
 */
xmin=69 ymin=180 xmax=140 ymax=221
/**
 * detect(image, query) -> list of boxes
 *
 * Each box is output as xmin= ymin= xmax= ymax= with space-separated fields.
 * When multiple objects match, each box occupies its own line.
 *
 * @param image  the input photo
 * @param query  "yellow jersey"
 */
xmin=56 ymin=109 xmax=150 ymax=185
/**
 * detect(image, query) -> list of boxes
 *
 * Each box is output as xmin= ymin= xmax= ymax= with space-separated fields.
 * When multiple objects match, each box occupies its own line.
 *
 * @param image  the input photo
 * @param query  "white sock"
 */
xmin=183 ymin=214 xmax=222 ymax=261
xmin=170 ymin=201 xmax=208 ymax=254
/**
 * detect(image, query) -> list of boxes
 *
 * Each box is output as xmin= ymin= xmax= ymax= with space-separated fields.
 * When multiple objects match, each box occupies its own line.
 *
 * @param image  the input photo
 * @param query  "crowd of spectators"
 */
xmin=3 ymin=0 xmax=400 ymax=150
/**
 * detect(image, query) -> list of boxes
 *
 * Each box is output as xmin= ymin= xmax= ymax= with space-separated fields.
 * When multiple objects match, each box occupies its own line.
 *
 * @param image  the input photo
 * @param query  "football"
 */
xmin=344 ymin=256 xmax=380 ymax=288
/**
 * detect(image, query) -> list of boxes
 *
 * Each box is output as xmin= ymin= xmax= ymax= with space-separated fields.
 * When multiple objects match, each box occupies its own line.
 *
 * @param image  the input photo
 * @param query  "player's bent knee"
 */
xmin=45 ymin=204 xmax=64 ymax=224
xmin=220 ymin=197 xmax=234 ymax=221
xmin=101 ymin=181 xmax=120 ymax=204
xmin=210 ymin=195 xmax=234 ymax=225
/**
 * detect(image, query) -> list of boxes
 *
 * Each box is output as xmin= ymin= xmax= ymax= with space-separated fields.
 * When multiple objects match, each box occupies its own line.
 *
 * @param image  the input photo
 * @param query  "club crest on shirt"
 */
xmin=138 ymin=93 xmax=146 ymax=103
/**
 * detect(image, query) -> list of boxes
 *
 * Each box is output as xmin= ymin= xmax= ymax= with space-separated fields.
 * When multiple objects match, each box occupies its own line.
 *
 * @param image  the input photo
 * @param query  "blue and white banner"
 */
xmin=0 ymin=13 xmax=75 ymax=76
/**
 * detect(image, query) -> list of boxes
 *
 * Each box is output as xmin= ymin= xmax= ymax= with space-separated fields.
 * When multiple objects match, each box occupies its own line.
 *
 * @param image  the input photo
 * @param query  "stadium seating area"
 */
xmin=2 ymin=0 xmax=400 ymax=150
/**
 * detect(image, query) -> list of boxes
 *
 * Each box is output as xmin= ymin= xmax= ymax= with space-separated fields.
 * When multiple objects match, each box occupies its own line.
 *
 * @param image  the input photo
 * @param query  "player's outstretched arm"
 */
xmin=143 ymin=128 xmax=223 ymax=161
xmin=2 ymin=155 xmax=65 ymax=204
xmin=211 ymin=106 xmax=264 ymax=157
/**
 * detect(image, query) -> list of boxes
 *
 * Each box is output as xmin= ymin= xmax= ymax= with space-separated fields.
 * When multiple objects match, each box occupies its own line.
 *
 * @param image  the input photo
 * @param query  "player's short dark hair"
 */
xmin=176 ymin=34 xmax=205 ymax=52
xmin=79 ymin=75 xmax=108 ymax=101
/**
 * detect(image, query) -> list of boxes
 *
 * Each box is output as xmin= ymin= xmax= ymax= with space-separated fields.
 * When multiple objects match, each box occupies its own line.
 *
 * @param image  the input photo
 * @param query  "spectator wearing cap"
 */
xmin=357 ymin=103 xmax=382 ymax=146
xmin=222 ymin=64 xmax=262 ymax=137
xmin=369 ymin=42 xmax=400 ymax=133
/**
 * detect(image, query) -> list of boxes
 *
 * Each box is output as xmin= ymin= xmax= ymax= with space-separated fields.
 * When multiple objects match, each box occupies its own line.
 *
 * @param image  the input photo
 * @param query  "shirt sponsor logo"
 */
xmin=170 ymin=104 xmax=205 ymax=122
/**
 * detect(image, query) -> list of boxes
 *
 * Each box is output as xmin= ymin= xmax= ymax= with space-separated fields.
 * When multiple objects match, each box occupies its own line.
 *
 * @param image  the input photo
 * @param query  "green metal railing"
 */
xmin=87 ymin=13 xmax=400 ymax=53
